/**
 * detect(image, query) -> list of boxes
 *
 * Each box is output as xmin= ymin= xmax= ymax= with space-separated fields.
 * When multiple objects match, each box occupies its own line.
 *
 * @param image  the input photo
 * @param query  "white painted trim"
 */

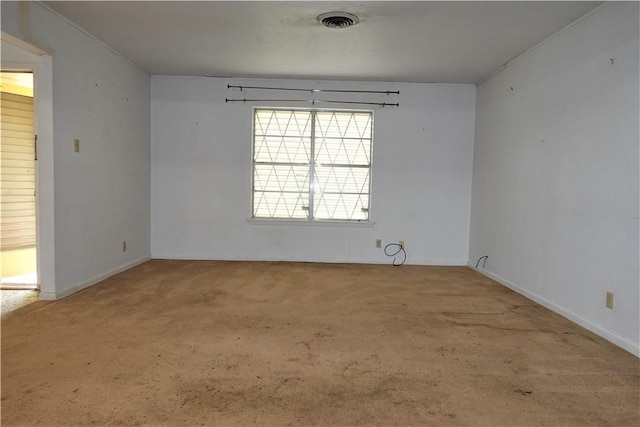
xmin=33 ymin=54 xmax=55 ymax=298
xmin=1 ymin=37 xmax=56 ymax=299
xmin=247 ymin=219 xmax=375 ymax=228
xmin=151 ymin=253 xmax=468 ymax=267
xmin=468 ymin=264 xmax=640 ymax=358
xmin=414 ymin=258 xmax=468 ymax=266
xmin=39 ymin=256 xmax=151 ymax=300
xmin=0 ymin=31 xmax=48 ymax=55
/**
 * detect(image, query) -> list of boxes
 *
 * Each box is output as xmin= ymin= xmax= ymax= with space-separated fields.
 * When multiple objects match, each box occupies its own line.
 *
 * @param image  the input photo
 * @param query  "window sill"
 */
xmin=247 ymin=218 xmax=375 ymax=228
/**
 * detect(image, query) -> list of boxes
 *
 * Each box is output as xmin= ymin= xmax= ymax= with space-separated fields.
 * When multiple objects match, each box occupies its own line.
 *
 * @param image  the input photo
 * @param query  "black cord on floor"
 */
xmin=384 ymin=243 xmax=406 ymax=266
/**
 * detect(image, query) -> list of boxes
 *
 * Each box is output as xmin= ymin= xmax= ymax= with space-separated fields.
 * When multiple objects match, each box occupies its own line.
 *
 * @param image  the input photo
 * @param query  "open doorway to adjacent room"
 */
xmin=1 ymin=70 xmax=38 ymax=314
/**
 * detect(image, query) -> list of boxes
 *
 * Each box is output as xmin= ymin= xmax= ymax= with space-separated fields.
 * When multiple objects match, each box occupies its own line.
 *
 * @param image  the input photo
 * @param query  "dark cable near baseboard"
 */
xmin=384 ymin=243 xmax=406 ymax=267
xmin=475 ymin=255 xmax=488 ymax=269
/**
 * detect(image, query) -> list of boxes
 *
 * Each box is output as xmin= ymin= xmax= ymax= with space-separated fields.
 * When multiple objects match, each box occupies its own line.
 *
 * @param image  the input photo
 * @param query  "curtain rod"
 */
xmin=225 ymin=98 xmax=399 ymax=107
xmin=227 ymin=84 xmax=399 ymax=95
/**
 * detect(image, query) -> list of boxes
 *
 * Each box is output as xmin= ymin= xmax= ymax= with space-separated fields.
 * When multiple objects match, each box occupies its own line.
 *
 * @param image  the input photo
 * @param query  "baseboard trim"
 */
xmin=468 ymin=264 xmax=640 ymax=357
xmin=151 ymin=253 xmax=468 ymax=267
xmin=40 ymin=256 xmax=151 ymax=301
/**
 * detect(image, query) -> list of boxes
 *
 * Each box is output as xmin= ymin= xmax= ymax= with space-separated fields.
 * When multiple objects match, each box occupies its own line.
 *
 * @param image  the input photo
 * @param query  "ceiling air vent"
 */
xmin=317 ymin=12 xmax=359 ymax=28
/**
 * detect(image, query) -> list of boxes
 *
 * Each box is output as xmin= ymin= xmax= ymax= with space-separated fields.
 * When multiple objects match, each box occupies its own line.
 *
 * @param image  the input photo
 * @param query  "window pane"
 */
xmin=315 ymin=111 xmax=371 ymax=139
xmin=315 ymin=111 xmax=371 ymax=165
xmin=315 ymin=137 xmax=371 ymax=165
xmin=253 ymin=164 xmax=309 ymax=219
xmin=254 ymin=109 xmax=311 ymax=164
xmin=253 ymin=191 xmax=309 ymax=219
xmin=314 ymin=193 xmax=369 ymax=221
xmin=255 ymin=110 xmax=311 ymax=137
xmin=254 ymin=165 xmax=309 ymax=192
xmin=254 ymin=135 xmax=311 ymax=164
xmin=314 ymin=166 xmax=370 ymax=194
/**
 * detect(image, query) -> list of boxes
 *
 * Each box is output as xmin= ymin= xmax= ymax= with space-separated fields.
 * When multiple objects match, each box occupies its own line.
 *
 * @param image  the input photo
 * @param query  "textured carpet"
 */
xmin=1 ymin=260 xmax=638 ymax=425
xmin=1 ymin=290 xmax=38 ymax=320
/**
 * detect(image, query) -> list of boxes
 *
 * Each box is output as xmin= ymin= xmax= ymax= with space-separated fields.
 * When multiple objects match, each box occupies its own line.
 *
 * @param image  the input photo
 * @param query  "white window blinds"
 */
xmin=1 ymin=91 xmax=36 ymax=250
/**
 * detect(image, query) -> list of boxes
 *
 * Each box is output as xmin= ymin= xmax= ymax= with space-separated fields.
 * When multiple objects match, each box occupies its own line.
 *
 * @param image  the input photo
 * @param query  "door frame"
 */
xmin=2 ymin=32 xmax=56 ymax=299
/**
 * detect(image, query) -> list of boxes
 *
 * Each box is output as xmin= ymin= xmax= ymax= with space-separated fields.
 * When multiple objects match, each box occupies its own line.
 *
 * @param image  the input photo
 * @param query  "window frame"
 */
xmin=250 ymin=106 xmax=374 ymax=223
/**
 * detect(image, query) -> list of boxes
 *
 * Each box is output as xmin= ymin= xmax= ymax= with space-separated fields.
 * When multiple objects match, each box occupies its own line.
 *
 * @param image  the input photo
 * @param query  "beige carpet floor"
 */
xmin=1 ymin=290 xmax=38 ymax=320
xmin=1 ymin=260 xmax=638 ymax=426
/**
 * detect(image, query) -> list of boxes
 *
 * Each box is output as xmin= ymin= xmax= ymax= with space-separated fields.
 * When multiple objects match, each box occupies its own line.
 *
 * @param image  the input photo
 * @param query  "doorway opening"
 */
xmin=1 ymin=71 xmax=38 ymax=311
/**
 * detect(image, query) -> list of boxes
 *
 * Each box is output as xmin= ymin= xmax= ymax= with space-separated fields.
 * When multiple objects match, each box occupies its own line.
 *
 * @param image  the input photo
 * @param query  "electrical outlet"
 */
xmin=123 ymin=241 xmax=127 ymax=252
xmin=74 ymin=139 xmax=80 ymax=153
xmin=376 ymin=239 xmax=382 ymax=248
xmin=606 ymin=291 xmax=614 ymax=309
xmin=399 ymin=240 xmax=404 ymax=249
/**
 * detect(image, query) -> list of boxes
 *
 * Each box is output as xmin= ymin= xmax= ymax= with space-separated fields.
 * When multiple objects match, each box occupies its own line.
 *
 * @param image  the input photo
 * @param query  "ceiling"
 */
xmin=43 ymin=1 xmax=603 ymax=84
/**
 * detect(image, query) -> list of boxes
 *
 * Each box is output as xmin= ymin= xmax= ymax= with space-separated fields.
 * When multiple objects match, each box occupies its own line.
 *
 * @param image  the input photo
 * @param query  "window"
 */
xmin=252 ymin=108 xmax=372 ymax=221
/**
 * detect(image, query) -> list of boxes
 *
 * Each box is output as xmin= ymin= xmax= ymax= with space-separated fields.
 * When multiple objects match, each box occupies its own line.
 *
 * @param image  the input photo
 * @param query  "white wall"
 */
xmin=469 ymin=2 xmax=639 ymax=355
xmin=152 ymin=77 xmax=475 ymax=265
xmin=1 ymin=2 xmax=151 ymax=298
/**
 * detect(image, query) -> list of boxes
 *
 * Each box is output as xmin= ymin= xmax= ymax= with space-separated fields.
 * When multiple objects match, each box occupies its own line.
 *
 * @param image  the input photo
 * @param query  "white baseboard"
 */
xmin=39 ymin=256 xmax=151 ymax=301
xmin=468 ymin=264 xmax=640 ymax=357
xmin=151 ymin=252 xmax=468 ymax=267
xmin=38 ymin=292 xmax=57 ymax=301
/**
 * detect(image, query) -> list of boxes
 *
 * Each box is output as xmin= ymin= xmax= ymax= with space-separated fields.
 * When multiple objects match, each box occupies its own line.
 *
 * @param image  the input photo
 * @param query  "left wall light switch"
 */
xmin=74 ymin=139 xmax=80 ymax=153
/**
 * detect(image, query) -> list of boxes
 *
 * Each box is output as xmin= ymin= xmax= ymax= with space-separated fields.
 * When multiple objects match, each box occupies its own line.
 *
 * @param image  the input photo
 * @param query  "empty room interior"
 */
xmin=1 ymin=1 xmax=638 ymax=425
